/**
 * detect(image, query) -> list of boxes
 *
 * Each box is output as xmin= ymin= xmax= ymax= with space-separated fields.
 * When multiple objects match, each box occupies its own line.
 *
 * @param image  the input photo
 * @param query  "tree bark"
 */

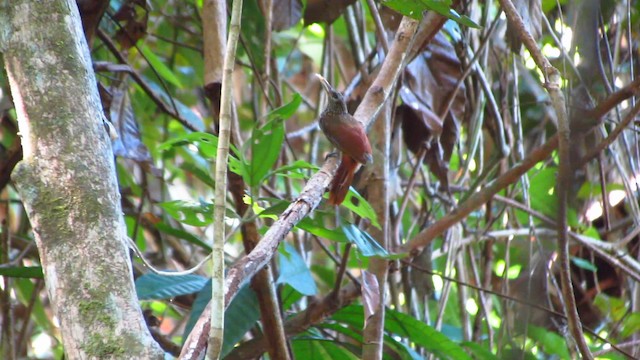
xmin=0 ymin=0 xmax=163 ymax=358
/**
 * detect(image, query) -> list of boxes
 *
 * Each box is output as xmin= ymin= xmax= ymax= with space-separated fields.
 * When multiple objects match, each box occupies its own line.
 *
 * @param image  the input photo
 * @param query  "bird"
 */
xmin=316 ymin=74 xmax=372 ymax=205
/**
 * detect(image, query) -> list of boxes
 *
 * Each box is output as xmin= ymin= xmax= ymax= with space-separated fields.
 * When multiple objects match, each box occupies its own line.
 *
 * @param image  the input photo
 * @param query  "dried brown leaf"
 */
xmin=270 ymin=0 xmax=303 ymax=31
xmin=113 ymin=1 xmax=149 ymax=50
xmin=303 ymin=0 xmax=357 ymax=25
xmin=108 ymin=79 xmax=159 ymax=176
xmin=361 ymin=271 xmax=380 ymax=327
xmin=399 ymin=32 xmax=466 ymax=189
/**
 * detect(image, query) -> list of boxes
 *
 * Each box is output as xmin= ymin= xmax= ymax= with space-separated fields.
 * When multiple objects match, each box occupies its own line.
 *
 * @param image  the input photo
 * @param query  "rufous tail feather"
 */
xmin=329 ymin=155 xmax=358 ymax=205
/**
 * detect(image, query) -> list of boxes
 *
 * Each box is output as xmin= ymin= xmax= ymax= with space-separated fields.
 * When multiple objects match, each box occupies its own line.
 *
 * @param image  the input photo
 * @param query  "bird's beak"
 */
xmin=315 ymin=73 xmax=333 ymax=94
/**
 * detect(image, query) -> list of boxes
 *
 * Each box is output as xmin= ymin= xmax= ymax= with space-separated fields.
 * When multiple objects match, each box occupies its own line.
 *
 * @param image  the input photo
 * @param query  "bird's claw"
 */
xmin=325 ymin=152 xmax=340 ymax=160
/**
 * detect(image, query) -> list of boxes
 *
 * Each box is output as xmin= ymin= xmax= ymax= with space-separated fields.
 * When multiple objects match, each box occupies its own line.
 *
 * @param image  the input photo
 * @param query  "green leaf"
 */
xmin=620 ymin=312 xmax=640 ymax=338
xmin=268 ymin=159 xmax=319 ymax=179
xmin=267 ymin=93 xmax=303 ymax=120
xmin=140 ymin=44 xmax=184 ymax=88
xmin=460 ymin=342 xmax=499 ymax=360
xmin=158 ymin=132 xmax=246 ymax=175
xmin=135 ymin=273 xmax=208 ymax=300
xmin=182 ymin=281 xmax=261 ymax=358
xmin=570 ymin=256 xmax=597 ymax=272
xmin=277 ymin=242 xmax=317 ymax=296
xmin=297 ymin=216 xmax=349 ymax=242
xmin=333 ymin=305 xmax=471 ymax=360
xmin=158 ymin=199 xmax=212 ymax=226
xmin=0 ymin=266 xmax=43 ymax=278
xmin=381 ymin=0 xmax=479 ymax=28
xmin=342 ymin=224 xmax=388 ymax=257
xmin=527 ymin=325 xmax=571 ymax=359
xmin=248 ymin=94 xmax=302 ymax=186
xmin=250 ymin=117 xmax=285 ymax=186
xmin=15 ymin=278 xmax=52 ymax=333
xmin=155 ymin=222 xmax=212 ymax=252
xmin=180 ymin=162 xmax=215 ymax=188
xmin=341 ymin=189 xmax=381 ymax=229
xmin=158 ymin=132 xmax=219 ymax=157
xmin=291 ymin=337 xmax=360 ymax=360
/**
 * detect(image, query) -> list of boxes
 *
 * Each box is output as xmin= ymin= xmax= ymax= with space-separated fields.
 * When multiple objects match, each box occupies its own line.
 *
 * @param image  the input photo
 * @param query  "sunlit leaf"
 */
xmin=140 ymin=44 xmax=184 ymax=88
xmin=381 ymin=0 xmax=479 ymax=28
xmin=341 ymin=189 xmax=381 ymax=229
xmin=158 ymin=199 xmax=212 ymax=226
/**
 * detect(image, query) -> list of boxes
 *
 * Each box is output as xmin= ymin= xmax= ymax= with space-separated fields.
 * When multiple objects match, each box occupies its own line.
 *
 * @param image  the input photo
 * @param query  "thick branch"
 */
xmin=1 ymin=0 xmax=162 ymax=358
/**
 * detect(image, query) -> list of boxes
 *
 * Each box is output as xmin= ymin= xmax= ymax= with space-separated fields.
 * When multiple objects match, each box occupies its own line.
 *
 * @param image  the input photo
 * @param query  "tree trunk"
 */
xmin=0 ymin=0 xmax=163 ymax=358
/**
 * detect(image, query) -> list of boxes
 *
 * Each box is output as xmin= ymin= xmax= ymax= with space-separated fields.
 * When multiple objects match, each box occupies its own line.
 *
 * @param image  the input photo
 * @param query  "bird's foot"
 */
xmin=325 ymin=151 xmax=340 ymax=160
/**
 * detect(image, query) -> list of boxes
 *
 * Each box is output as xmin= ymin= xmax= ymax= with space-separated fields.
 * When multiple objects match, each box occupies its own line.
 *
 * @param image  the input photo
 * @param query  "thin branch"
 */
xmin=209 ymin=0 xmax=243 ymax=358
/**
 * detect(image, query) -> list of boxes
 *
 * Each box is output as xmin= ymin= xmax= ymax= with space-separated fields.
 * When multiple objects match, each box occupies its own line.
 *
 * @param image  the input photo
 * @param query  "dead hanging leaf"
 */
xmin=399 ymin=32 xmax=467 ymax=190
xmin=361 ymin=271 xmax=380 ymax=327
xmin=303 ymin=0 xmax=357 ymax=25
xmin=108 ymin=78 xmax=160 ymax=176
xmin=506 ymin=0 xmax=542 ymax=51
xmin=266 ymin=0 xmax=303 ymax=31
xmin=114 ymin=0 xmax=149 ymax=50
xmin=77 ymin=0 xmax=110 ymax=45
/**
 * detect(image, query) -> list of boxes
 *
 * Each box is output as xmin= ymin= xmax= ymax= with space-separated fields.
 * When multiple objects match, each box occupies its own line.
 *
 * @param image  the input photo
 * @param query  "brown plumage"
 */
xmin=316 ymin=74 xmax=372 ymax=205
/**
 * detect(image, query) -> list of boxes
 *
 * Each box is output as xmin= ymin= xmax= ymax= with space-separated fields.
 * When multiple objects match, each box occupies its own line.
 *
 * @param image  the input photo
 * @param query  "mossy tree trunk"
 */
xmin=0 ymin=0 xmax=163 ymax=358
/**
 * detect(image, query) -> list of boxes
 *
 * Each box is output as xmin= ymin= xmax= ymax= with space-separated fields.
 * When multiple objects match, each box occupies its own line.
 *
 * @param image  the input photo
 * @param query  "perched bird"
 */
xmin=316 ymin=74 xmax=372 ymax=205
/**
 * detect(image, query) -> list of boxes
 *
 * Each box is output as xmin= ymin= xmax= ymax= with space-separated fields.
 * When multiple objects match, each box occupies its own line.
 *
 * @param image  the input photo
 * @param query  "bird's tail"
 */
xmin=329 ymin=155 xmax=358 ymax=205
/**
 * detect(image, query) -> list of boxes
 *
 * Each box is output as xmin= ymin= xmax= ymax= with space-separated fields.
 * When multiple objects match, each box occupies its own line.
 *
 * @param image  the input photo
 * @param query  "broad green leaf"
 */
xmin=297 ymin=217 xmax=349 ymax=242
xmin=248 ymin=94 xmax=302 ymax=186
xmin=158 ymin=132 xmax=246 ymax=175
xmin=342 ymin=224 xmax=388 ymax=257
xmin=340 ymin=189 xmax=381 ymax=229
xmin=15 ymin=278 xmax=52 ymax=334
xmin=0 ymin=266 xmax=43 ymax=278
xmin=570 ymin=256 xmax=597 ymax=272
xmin=155 ymin=222 xmax=212 ymax=251
xmin=594 ymin=294 xmax=627 ymax=321
xmin=159 ymin=199 xmax=212 ymax=226
xmin=277 ymin=242 xmax=317 ymax=296
xmin=460 ymin=342 xmax=499 ymax=360
xmin=250 ymin=117 xmax=285 ymax=186
xmin=333 ymin=305 xmax=471 ymax=360
xmin=158 ymin=132 xmax=219 ymax=157
xmin=182 ymin=281 xmax=261 ymax=358
xmin=620 ymin=312 xmax=640 ymax=338
xmin=577 ymin=182 xmax=625 ymax=200
xmin=180 ymin=162 xmax=215 ymax=188
xmin=140 ymin=44 xmax=184 ymax=88
xmin=268 ymin=159 xmax=319 ymax=179
xmin=281 ymin=283 xmax=305 ymax=310
xmin=268 ymin=93 xmax=303 ymax=120
xmin=135 ymin=273 xmax=208 ymax=300
xmin=381 ymin=0 xmax=479 ymax=28
xmin=291 ymin=336 xmax=360 ymax=360
xmin=527 ymin=326 xmax=571 ymax=359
